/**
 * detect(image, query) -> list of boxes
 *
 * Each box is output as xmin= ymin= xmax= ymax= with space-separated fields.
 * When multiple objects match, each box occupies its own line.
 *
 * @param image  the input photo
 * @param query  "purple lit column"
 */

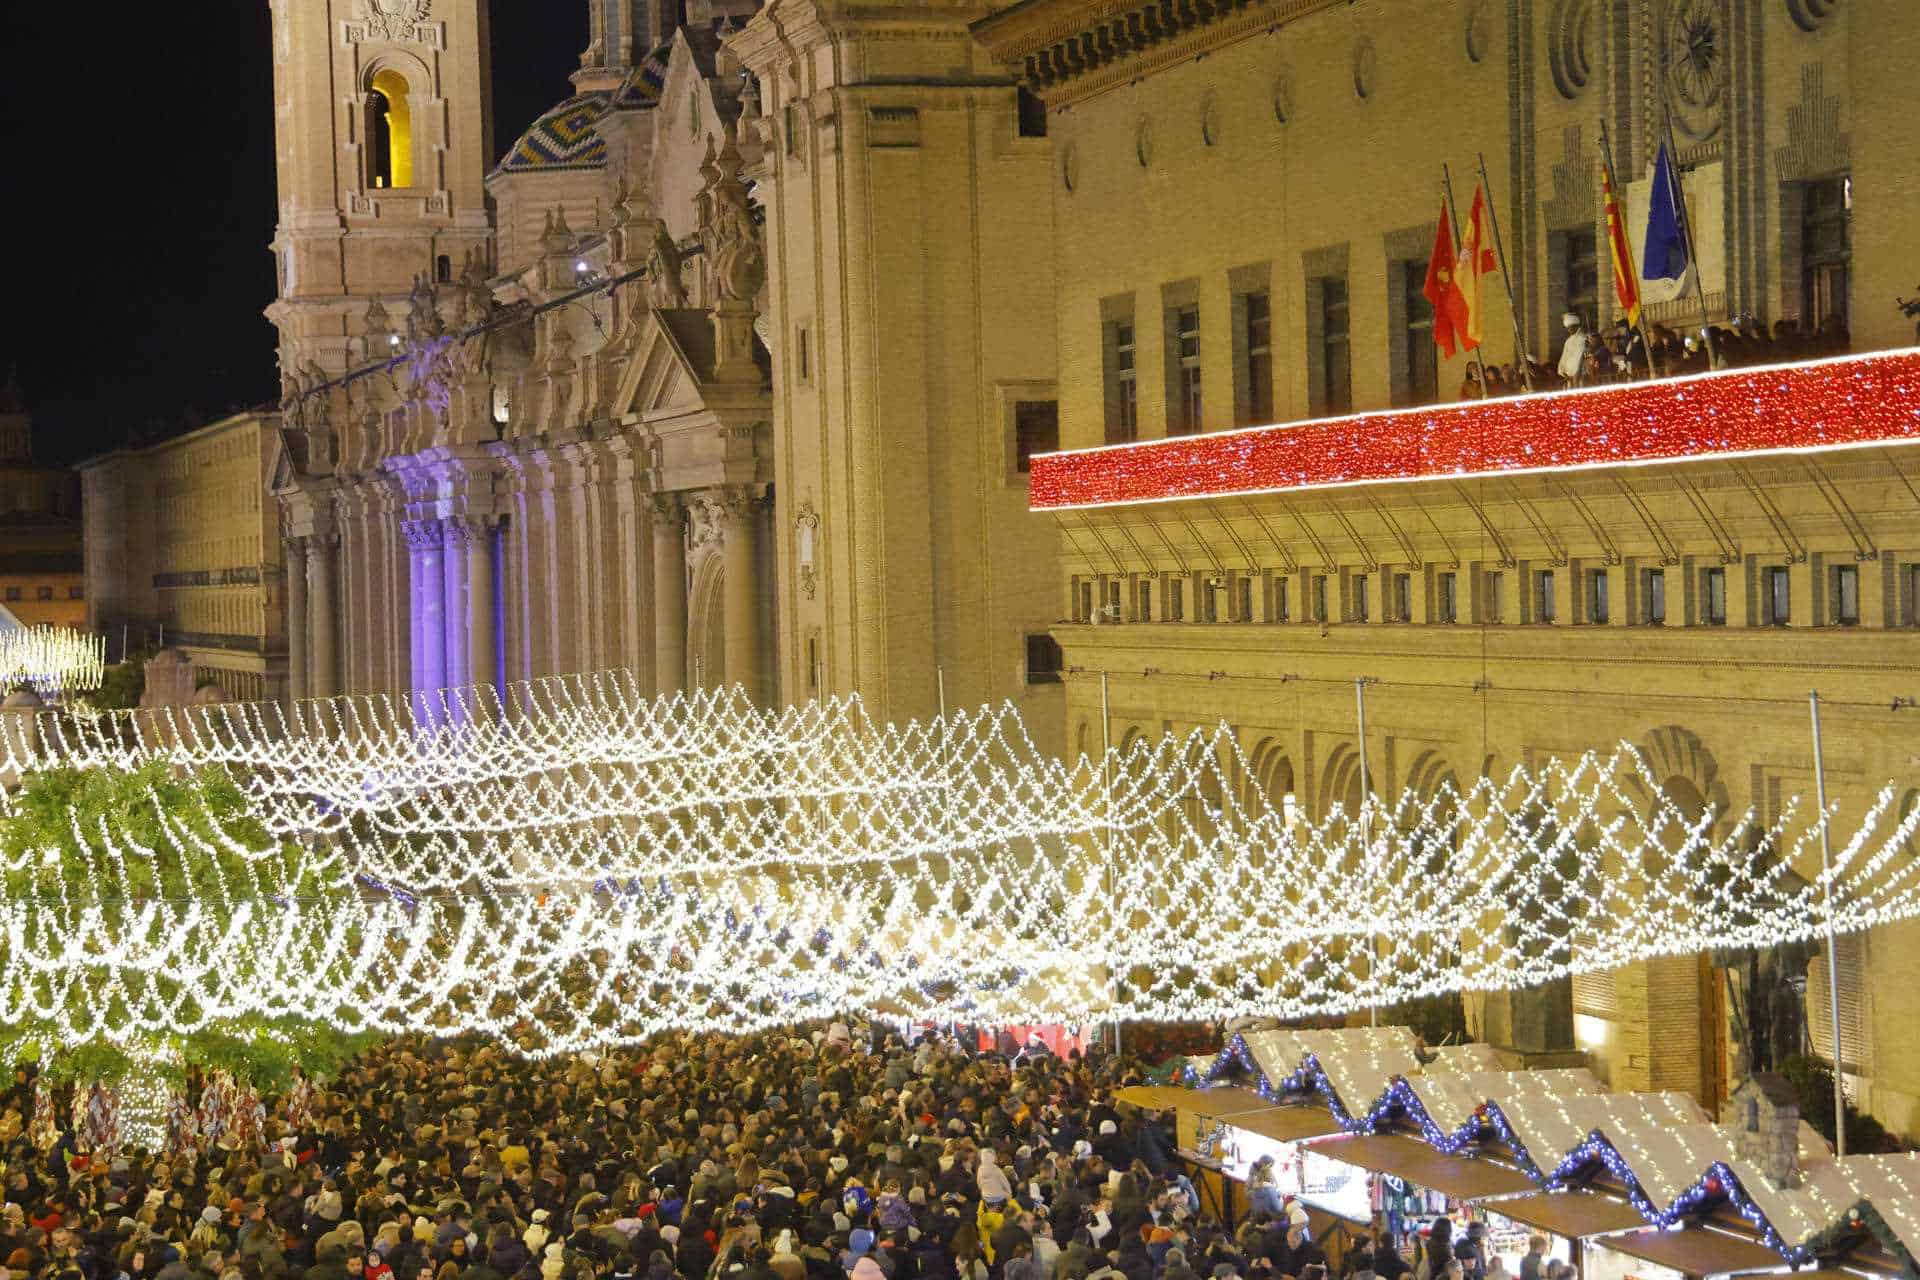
xmin=414 ymin=518 xmax=447 ymax=700
xmin=442 ymin=518 xmax=469 ymax=693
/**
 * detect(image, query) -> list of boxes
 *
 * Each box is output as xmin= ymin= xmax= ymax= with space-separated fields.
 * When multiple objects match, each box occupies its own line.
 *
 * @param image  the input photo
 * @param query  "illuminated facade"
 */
xmin=979 ymin=0 xmax=1920 ymax=1135
xmin=0 ymin=377 xmax=85 ymax=631
xmin=79 ymin=412 xmax=288 ymax=703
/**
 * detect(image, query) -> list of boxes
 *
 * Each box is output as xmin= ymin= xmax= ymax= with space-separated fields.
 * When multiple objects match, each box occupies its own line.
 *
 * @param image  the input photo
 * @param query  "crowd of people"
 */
xmin=1463 ymin=309 xmax=1852 ymax=399
xmin=0 ymin=1029 xmax=1509 ymax=1280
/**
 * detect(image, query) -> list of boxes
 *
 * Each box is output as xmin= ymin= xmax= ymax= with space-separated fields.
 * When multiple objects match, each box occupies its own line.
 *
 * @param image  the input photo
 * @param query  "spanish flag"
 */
xmin=1604 ymin=167 xmax=1640 ymax=328
xmin=1456 ymin=184 xmax=1495 ymax=352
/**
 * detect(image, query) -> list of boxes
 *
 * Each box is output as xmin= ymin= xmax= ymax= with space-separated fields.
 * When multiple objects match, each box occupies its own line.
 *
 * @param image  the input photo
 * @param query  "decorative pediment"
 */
xmin=613 ymin=308 xmax=711 ymax=420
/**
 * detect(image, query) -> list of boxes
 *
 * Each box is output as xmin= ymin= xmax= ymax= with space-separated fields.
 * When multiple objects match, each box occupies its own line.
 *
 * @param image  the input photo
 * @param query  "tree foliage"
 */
xmin=0 ymin=761 xmax=372 ymax=1087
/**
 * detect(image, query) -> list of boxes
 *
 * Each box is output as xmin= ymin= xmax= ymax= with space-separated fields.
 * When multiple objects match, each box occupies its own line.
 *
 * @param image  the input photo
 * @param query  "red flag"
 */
xmin=1423 ymin=203 xmax=1469 ymax=358
xmin=1456 ymin=185 xmax=1497 ymax=352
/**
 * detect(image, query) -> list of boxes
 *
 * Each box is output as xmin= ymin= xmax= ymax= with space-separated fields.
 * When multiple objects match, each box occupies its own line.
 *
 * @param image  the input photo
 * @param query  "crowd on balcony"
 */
xmin=1463 ymin=311 xmax=1853 ymax=400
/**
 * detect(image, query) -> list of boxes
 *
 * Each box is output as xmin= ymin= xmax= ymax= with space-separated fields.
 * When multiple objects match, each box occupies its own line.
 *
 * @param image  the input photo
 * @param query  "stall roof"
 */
xmin=1592 ymin=1227 xmax=1796 ymax=1277
xmin=1116 ymin=1084 xmax=1275 ymax=1118
xmin=1228 ymin=1105 xmax=1349 ymax=1145
xmin=1477 ymin=1191 xmax=1648 ymax=1240
xmin=1310 ymin=1133 xmax=1537 ymax=1199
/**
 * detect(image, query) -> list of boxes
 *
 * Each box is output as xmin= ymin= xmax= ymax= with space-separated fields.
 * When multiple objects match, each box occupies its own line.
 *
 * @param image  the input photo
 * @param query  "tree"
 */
xmin=0 ymin=761 xmax=369 ymax=1143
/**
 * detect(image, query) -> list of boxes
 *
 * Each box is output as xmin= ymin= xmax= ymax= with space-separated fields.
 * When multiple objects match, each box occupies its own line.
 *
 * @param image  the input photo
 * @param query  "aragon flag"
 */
xmin=1603 ymin=167 xmax=1641 ymax=327
xmin=1423 ymin=202 xmax=1469 ymax=358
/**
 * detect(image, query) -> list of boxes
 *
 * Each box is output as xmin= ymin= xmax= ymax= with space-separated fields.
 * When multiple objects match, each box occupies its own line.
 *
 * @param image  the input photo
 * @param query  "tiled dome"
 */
xmin=494 ymin=92 xmax=614 ymax=175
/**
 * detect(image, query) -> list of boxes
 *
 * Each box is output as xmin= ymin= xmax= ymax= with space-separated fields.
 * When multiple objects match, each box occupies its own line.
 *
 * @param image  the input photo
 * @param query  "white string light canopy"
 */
xmin=2 ymin=671 xmax=1918 ymax=1056
xmin=0 ymin=625 xmax=105 ymax=699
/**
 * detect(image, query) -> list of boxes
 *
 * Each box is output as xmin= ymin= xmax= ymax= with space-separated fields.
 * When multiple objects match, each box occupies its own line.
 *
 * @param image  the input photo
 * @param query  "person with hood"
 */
xmin=970 ymin=1157 xmax=1009 ymax=1214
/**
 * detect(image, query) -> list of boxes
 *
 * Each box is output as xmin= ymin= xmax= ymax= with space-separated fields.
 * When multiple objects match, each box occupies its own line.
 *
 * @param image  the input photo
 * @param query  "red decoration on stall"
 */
xmin=1029 ymin=349 xmax=1920 ymax=510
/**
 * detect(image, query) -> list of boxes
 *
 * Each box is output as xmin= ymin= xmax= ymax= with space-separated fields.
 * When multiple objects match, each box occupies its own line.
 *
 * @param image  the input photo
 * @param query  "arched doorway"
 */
xmin=687 ymin=555 xmax=726 ymax=691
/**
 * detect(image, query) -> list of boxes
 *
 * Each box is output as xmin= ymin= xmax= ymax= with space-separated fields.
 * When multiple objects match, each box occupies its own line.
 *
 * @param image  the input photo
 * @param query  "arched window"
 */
xmin=366 ymin=69 xmax=415 ymax=189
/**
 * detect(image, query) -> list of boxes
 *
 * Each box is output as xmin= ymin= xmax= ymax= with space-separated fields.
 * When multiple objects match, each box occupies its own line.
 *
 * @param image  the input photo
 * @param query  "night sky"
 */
xmin=0 ymin=2 xmax=585 ymax=465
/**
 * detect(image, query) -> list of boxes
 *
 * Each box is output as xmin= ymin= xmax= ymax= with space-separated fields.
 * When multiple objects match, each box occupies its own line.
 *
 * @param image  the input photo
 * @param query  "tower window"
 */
xmin=436 ymin=254 xmax=453 ymax=283
xmin=366 ymin=69 xmax=415 ymax=190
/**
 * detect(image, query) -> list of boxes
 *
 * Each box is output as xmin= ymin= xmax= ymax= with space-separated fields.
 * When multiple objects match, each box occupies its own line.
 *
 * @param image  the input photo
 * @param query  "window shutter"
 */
xmin=1807 ymin=934 xmax=1871 ymax=1074
xmin=1573 ymin=968 xmax=1618 ymax=1019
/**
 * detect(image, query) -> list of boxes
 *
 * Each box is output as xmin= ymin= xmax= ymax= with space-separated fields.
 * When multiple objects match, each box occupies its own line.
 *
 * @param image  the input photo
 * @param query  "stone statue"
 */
xmin=700 ymin=127 xmax=765 ymax=306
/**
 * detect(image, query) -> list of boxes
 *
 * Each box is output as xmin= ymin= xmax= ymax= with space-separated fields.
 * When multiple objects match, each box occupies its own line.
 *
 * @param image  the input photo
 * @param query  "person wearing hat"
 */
xmin=1556 ymin=311 xmax=1591 ymax=387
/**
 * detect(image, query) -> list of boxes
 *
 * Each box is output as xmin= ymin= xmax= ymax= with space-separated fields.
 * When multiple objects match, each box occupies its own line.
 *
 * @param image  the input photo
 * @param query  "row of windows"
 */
xmin=1102 ymin=177 xmax=1853 ymax=442
xmin=1070 ymin=560 xmax=1916 ymax=629
xmin=2 ymin=585 xmax=81 ymax=602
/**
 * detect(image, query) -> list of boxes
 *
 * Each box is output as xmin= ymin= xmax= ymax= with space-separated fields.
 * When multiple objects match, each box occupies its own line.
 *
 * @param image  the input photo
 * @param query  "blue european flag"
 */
xmin=1642 ymin=142 xmax=1691 ymax=303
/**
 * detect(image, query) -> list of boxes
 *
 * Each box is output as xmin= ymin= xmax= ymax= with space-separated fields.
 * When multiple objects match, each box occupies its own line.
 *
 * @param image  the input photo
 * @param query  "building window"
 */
xmin=68 ymin=585 xmax=84 ymax=600
xmin=435 ymin=254 xmax=453 ymax=284
xmin=1588 ymin=569 xmax=1610 ymax=624
xmin=1106 ymin=318 xmax=1138 ymax=444
xmin=806 ymin=632 xmax=821 ymax=693
xmin=1166 ymin=576 xmax=1185 ymax=621
xmin=1642 ymin=568 xmax=1666 ymax=625
xmin=35 ymin=587 xmax=52 ymax=602
xmin=2 ymin=588 xmax=18 ymax=602
xmin=1764 ymin=566 xmax=1791 ymax=625
xmin=794 ymin=326 xmax=811 ymax=382
xmin=1271 ymin=575 xmax=1290 ymax=623
xmin=1392 ymin=572 xmax=1411 ymax=622
xmin=1802 ymin=176 xmax=1851 ymax=334
xmin=1198 ymin=576 xmax=1219 ymax=623
xmin=1170 ymin=305 xmax=1202 ymax=434
xmin=1399 ymin=258 xmax=1438 ymax=407
xmin=1235 ymin=575 xmax=1254 ymax=622
xmin=1484 ymin=570 xmax=1504 ymax=624
xmin=1243 ymin=291 xmax=1273 ymax=424
xmin=1832 ymin=563 xmax=1860 ymax=626
xmin=366 ymin=68 xmax=414 ymax=189
xmin=1353 ymin=574 xmax=1370 ymax=622
xmin=1320 ymin=277 xmax=1352 ymax=416
xmin=1014 ymin=400 xmax=1059 ymax=473
xmin=1025 ymin=633 xmax=1064 ymax=683
xmin=1437 ymin=571 xmax=1457 ymax=624
xmin=1564 ymin=227 xmax=1599 ymax=335
xmin=1311 ymin=574 xmax=1329 ymax=623
xmin=1905 ymin=564 xmax=1920 ymax=627
xmin=1075 ymin=579 xmax=1093 ymax=623
xmin=1135 ymin=579 xmax=1153 ymax=622
xmin=1534 ymin=569 xmax=1556 ymax=623
xmin=1104 ymin=579 xmax=1123 ymax=622
xmin=1702 ymin=567 xmax=1727 ymax=626
xmin=1016 ymin=86 xmax=1048 ymax=138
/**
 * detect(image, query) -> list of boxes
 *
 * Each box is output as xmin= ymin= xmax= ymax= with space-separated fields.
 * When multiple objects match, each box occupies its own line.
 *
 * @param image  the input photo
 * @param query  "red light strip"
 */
xmin=1028 ymin=348 xmax=1920 ymax=511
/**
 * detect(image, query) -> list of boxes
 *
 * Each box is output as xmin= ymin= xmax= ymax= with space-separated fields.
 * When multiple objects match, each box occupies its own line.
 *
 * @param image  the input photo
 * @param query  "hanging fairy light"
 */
xmin=0 ymin=625 xmax=106 ymax=699
xmin=2 ymin=676 xmax=1919 ymax=1055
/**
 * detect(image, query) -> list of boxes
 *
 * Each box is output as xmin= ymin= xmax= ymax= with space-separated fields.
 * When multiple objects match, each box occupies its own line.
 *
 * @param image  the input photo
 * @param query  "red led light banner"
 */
xmin=1028 ymin=348 xmax=1920 ymax=511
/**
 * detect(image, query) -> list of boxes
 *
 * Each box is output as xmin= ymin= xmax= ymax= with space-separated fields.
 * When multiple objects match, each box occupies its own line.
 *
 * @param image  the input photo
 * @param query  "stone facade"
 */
xmin=1726 ymin=1072 xmax=1802 ymax=1189
xmin=0 ymin=378 xmax=84 ymax=631
xmin=968 ymin=0 xmax=1920 ymax=1137
xmin=79 ymin=412 xmax=287 ymax=703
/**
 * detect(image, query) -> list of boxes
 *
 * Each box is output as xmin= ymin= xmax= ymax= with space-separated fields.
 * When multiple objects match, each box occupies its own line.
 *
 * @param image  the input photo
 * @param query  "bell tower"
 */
xmin=266 ymin=0 xmax=495 ymax=383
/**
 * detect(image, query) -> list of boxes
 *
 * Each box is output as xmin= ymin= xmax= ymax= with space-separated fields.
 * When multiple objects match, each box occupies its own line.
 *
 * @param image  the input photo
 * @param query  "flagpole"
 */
xmin=1475 ymin=152 xmax=1535 ymax=392
xmin=1657 ymin=85 xmax=1719 ymax=369
xmin=1441 ymin=164 xmax=1492 ymax=399
xmin=1597 ymin=116 xmax=1660 ymax=380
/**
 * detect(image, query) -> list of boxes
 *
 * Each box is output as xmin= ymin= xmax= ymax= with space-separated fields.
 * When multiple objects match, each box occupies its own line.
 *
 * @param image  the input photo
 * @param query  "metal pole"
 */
xmin=1440 ymin=164 xmax=1492 ymax=399
xmin=1475 ymin=152 xmax=1535 ymax=392
xmin=1808 ymin=690 xmax=1847 ymax=1157
xmin=1355 ymin=677 xmax=1376 ymax=1027
xmin=1102 ymin=671 xmax=1120 ymax=1056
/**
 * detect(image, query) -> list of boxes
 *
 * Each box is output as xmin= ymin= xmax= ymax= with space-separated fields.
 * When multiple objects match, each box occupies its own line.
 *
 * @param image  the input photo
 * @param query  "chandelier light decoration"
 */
xmin=2 ymin=671 xmax=1918 ymax=1055
xmin=0 ymin=625 xmax=106 ymax=698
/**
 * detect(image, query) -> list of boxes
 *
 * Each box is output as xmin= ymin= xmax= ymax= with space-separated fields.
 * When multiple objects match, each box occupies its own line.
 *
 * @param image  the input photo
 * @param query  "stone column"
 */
xmin=403 ymin=522 xmax=427 ymax=701
xmin=718 ymin=487 xmax=763 ymax=704
xmin=414 ymin=519 xmax=447 ymax=700
xmin=308 ymin=534 xmax=339 ymax=700
xmin=650 ymin=495 xmax=687 ymax=697
xmin=285 ymin=536 xmax=309 ymax=703
xmin=442 ymin=519 xmax=470 ymax=693
xmin=465 ymin=517 xmax=497 ymax=695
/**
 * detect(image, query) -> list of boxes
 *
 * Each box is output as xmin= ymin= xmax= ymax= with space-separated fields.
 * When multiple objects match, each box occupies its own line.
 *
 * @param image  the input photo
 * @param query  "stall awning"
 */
xmin=1309 ymin=1133 xmax=1538 ymax=1199
xmin=1116 ymin=1084 xmax=1274 ymax=1118
xmin=1477 ymin=1192 xmax=1648 ymax=1240
xmin=1228 ymin=1105 xmax=1348 ymax=1144
xmin=1590 ymin=1227 xmax=1790 ymax=1277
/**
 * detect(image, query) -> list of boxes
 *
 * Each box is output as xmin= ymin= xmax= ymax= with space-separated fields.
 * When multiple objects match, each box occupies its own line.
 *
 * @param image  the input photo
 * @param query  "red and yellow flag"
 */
xmin=1456 ymin=184 xmax=1496 ymax=352
xmin=1423 ymin=202 xmax=1467 ymax=358
xmin=1604 ymin=168 xmax=1641 ymax=328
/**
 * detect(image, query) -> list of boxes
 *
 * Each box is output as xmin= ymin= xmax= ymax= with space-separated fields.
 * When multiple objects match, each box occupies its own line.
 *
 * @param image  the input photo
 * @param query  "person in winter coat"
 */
xmin=972 ymin=1155 xmax=1010 ymax=1210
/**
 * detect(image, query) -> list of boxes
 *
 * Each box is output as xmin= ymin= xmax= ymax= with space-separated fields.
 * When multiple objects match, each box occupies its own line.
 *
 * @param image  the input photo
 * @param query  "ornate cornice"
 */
xmin=972 ymin=0 xmax=1345 ymax=106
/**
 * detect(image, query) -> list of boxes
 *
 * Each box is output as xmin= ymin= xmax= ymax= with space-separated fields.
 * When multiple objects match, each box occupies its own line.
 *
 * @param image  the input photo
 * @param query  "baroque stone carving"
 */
xmin=1663 ymin=0 xmax=1725 ymax=143
xmin=363 ymin=0 xmax=432 ymax=42
xmin=1785 ymin=0 xmax=1838 ymax=32
xmin=794 ymin=501 xmax=820 ymax=601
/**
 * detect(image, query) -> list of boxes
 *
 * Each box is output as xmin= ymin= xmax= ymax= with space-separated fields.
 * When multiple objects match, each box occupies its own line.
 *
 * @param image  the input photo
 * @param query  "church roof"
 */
xmin=492 ymin=45 xmax=676 ymax=177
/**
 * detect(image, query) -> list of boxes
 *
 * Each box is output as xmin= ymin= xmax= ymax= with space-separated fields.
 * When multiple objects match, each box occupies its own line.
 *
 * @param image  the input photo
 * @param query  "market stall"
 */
xmin=1583 ymin=1226 xmax=1795 ymax=1280
xmin=1473 ymin=1191 xmax=1648 ymax=1280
